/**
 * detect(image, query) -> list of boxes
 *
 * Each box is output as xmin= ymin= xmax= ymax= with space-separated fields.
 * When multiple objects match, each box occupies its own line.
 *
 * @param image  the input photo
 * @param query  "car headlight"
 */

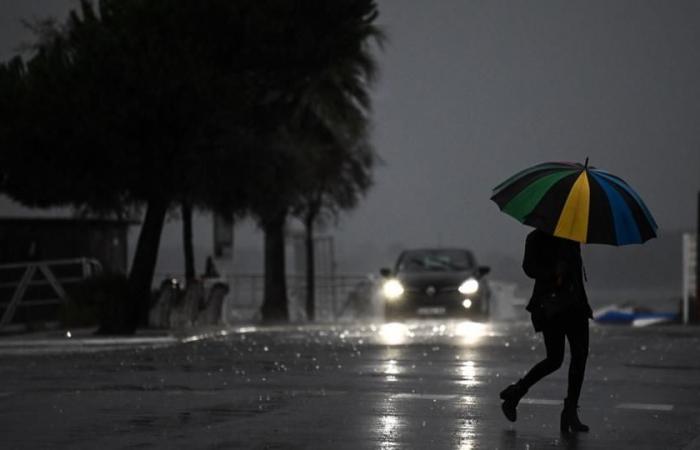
xmin=458 ymin=278 xmax=479 ymax=295
xmin=382 ymin=279 xmax=404 ymax=300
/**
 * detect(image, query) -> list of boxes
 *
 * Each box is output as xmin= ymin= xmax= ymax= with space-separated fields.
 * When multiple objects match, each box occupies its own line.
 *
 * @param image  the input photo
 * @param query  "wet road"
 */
xmin=1 ymin=320 xmax=700 ymax=449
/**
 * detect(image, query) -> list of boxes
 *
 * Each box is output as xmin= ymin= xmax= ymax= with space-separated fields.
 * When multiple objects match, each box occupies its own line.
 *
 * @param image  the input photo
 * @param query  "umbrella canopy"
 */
xmin=491 ymin=160 xmax=658 ymax=245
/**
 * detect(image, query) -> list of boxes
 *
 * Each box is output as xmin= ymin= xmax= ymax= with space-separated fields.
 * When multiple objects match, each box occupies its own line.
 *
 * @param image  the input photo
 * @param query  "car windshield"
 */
xmin=396 ymin=250 xmax=474 ymax=273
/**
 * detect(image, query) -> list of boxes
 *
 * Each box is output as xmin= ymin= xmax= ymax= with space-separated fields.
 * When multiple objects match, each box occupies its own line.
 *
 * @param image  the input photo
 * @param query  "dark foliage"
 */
xmin=0 ymin=0 xmax=382 ymax=328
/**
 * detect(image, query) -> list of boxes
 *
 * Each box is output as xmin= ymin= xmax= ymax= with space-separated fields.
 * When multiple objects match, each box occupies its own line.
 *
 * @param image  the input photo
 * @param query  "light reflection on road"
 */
xmin=457 ymin=360 xmax=479 ymax=389
xmin=383 ymin=359 xmax=402 ymax=382
xmin=454 ymin=321 xmax=488 ymax=345
xmin=379 ymin=413 xmax=399 ymax=437
xmin=372 ymin=320 xmax=489 ymax=449
xmin=379 ymin=322 xmax=410 ymax=345
xmin=457 ymin=428 xmax=476 ymax=450
xmin=377 ymin=320 xmax=490 ymax=346
xmin=378 ymin=396 xmax=402 ymax=450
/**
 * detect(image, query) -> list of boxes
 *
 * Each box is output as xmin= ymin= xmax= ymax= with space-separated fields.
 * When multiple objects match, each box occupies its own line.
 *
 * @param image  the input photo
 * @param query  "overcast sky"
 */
xmin=363 ymin=0 xmax=700 ymax=250
xmin=1 ymin=1 xmax=698 ymax=294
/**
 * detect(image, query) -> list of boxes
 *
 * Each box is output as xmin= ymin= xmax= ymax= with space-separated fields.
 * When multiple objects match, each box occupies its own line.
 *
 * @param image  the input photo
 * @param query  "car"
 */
xmin=380 ymin=248 xmax=491 ymax=320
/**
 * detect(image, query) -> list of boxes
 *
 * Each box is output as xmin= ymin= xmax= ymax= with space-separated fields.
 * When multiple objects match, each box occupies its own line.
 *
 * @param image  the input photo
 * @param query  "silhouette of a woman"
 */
xmin=499 ymin=229 xmax=593 ymax=433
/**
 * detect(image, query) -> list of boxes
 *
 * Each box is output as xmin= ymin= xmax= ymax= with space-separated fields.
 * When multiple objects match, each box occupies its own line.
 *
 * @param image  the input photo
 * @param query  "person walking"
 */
xmin=499 ymin=228 xmax=593 ymax=433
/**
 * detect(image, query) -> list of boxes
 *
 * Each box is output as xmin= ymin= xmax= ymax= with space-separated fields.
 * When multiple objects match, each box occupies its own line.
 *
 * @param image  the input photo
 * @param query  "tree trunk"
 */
xmin=182 ymin=202 xmax=195 ymax=281
xmin=261 ymin=211 xmax=288 ymax=322
xmin=127 ymin=197 xmax=169 ymax=332
xmin=304 ymin=212 xmax=315 ymax=321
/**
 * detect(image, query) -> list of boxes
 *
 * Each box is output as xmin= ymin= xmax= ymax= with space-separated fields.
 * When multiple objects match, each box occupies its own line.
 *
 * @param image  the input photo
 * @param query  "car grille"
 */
xmin=403 ymin=285 xmax=462 ymax=304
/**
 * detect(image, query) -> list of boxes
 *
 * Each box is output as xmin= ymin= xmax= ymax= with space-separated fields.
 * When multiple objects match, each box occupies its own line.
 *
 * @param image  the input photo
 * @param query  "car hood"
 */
xmin=396 ymin=271 xmax=474 ymax=289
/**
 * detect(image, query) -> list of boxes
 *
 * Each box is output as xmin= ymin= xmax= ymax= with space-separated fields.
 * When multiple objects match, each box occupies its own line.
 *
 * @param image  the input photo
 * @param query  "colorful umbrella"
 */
xmin=491 ymin=159 xmax=658 ymax=245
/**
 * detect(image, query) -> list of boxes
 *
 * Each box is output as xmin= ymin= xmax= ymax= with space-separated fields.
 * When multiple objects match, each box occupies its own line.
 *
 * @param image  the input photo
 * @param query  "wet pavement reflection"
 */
xmin=0 ymin=320 xmax=699 ymax=448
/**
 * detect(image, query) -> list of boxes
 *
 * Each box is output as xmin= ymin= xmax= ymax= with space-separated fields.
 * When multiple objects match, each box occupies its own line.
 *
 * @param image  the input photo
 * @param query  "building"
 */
xmin=0 ymin=217 xmax=133 ymax=273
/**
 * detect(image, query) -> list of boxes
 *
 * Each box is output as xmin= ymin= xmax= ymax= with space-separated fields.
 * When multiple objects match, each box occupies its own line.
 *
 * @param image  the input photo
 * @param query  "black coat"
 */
xmin=523 ymin=229 xmax=592 ymax=332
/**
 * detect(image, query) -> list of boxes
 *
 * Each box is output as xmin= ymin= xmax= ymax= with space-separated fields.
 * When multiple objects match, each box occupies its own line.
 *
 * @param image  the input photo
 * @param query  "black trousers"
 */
xmin=521 ymin=312 xmax=589 ymax=404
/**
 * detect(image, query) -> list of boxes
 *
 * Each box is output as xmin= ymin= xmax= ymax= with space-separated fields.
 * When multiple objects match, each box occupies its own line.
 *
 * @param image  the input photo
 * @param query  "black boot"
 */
xmin=499 ymin=380 xmax=527 ymax=422
xmin=560 ymin=398 xmax=590 ymax=433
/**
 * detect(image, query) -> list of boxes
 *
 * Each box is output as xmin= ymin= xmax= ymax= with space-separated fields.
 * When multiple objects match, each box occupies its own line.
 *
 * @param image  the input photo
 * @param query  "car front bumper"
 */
xmin=384 ymin=290 xmax=488 ymax=319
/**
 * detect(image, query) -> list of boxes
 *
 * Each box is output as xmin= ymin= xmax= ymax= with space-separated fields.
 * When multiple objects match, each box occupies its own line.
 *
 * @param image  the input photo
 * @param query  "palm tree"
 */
xmin=252 ymin=0 xmax=383 ymax=322
xmin=288 ymin=0 xmax=384 ymax=321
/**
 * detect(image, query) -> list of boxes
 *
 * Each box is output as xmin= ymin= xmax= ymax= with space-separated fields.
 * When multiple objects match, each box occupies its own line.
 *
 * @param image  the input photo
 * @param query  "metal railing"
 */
xmin=0 ymin=258 xmax=103 ymax=329
xmin=226 ymin=273 xmax=374 ymax=321
xmin=155 ymin=272 xmax=378 ymax=322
